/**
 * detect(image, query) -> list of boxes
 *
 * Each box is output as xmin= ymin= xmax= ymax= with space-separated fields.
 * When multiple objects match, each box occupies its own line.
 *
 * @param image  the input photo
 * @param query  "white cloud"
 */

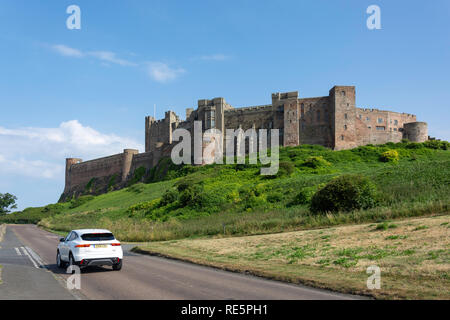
xmin=199 ymin=54 xmax=230 ymax=61
xmin=146 ymin=62 xmax=185 ymax=83
xmin=52 ymin=44 xmax=84 ymax=58
xmin=88 ymin=51 xmax=137 ymax=67
xmin=51 ymin=45 xmax=136 ymax=67
xmin=0 ymin=120 xmax=143 ymax=180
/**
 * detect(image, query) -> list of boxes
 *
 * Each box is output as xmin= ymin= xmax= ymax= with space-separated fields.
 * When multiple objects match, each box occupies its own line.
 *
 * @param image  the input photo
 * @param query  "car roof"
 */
xmin=72 ymin=229 xmax=113 ymax=235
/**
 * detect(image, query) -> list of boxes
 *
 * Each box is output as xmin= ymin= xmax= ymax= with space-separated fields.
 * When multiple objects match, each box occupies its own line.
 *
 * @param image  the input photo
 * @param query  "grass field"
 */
xmin=2 ymin=141 xmax=449 ymax=241
xmin=133 ymin=215 xmax=450 ymax=299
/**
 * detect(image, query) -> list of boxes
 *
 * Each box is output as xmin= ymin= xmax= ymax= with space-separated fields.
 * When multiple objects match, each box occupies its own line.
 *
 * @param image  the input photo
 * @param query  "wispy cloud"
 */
xmin=88 ymin=51 xmax=137 ymax=67
xmin=52 ymin=44 xmax=84 ymax=58
xmin=50 ymin=44 xmax=185 ymax=83
xmin=146 ymin=62 xmax=185 ymax=83
xmin=198 ymin=54 xmax=231 ymax=61
xmin=51 ymin=44 xmax=136 ymax=67
xmin=0 ymin=120 xmax=143 ymax=180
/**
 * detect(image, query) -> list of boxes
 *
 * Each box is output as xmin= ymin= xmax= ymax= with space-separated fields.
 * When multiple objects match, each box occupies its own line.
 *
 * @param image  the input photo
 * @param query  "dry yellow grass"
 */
xmin=134 ymin=214 xmax=450 ymax=299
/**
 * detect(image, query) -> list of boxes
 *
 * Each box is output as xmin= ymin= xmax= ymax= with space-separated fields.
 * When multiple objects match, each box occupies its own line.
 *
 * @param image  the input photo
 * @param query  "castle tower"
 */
xmin=64 ymin=158 xmax=82 ymax=193
xmin=145 ymin=116 xmax=155 ymax=153
xmin=330 ymin=86 xmax=357 ymax=150
xmin=403 ymin=122 xmax=428 ymax=142
xmin=272 ymin=91 xmax=299 ymax=146
xmin=121 ymin=149 xmax=139 ymax=181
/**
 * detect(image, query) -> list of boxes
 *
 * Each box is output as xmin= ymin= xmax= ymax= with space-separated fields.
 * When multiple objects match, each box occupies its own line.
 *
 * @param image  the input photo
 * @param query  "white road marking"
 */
xmin=24 ymin=246 xmax=45 ymax=267
xmin=20 ymin=246 xmax=39 ymax=268
xmin=15 ymin=247 xmax=22 ymax=256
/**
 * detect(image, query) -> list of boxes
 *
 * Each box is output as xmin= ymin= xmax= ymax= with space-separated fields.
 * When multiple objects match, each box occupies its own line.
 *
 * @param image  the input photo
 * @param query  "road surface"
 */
xmin=0 ymin=224 xmax=360 ymax=300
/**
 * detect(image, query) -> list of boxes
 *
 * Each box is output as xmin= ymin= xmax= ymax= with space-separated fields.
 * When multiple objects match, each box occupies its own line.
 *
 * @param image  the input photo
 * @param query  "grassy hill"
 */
xmin=2 ymin=140 xmax=449 ymax=242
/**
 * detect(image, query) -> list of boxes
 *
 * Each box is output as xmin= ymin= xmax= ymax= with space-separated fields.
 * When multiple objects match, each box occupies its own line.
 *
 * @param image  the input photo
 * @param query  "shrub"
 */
xmin=126 ymin=199 xmax=159 ymax=214
xmin=301 ymin=156 xmax=331 ymax=169
xmin=271 ymin=161 xmax=294 ymax=178
xmin=290 ymin=187 xmax=317 ymax=206
xmin=108 ymin=174 xmax=118 ymax=191
xmin=424 ymin=140 xmax=449 ymax=150
xmin=69 ymin=195 xmax=95 ymax=209
xmin=129 ymin=167 xmax=147 ymax=185
xmin=159 ymin=189 xmax=179 ymax=207
xmin=310 ymin=174 xmax=378 ymax=214
xmin=266 ymin=192 xmax=284 ymax=203
xmin=179 ymin=185 xmax=204 ymax=208
xmin=406 ymin=142 xmax=424 ymax=149
xmin=85 ymin=178 xmax=96 ymax=192
xmin=380 ymin=150 xmax=399 ymax=163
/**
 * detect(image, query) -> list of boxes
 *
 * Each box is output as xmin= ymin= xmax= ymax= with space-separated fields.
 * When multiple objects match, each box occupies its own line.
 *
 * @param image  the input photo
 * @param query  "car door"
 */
xmin=61 ymin=231 xmax=72 ymax=260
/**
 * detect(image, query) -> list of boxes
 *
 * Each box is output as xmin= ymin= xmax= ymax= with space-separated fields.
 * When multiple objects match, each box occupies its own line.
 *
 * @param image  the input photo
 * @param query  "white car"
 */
xmin=57 ymin=229 xmax=123 ymax=271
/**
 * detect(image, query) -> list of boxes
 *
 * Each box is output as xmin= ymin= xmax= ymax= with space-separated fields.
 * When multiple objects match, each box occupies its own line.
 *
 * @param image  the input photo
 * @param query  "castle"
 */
xmin=61 ymin=85 xmax=428 ymax=200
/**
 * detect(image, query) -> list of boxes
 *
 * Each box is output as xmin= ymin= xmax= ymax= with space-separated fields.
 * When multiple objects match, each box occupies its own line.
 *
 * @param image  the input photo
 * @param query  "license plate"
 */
xmin=94 ymin=245 xmax=107 ymax=248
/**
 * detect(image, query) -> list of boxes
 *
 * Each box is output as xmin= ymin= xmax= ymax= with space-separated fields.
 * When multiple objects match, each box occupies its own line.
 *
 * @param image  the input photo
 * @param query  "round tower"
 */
xmin=65 ymin=158 xmax=82 ymax=193
xmin=122 ymin=149 xmax=139 ymax=181
xmin=403 ymin=122 xmax=428 ymax=142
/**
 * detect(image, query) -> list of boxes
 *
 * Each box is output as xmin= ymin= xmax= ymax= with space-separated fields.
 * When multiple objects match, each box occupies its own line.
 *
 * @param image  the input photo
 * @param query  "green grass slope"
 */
xmin=2 ymin=140 xmax=449 ymax=242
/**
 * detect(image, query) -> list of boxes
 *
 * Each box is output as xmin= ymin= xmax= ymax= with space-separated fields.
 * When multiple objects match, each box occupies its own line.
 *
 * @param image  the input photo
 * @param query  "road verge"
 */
xmin=133 ymin=214 xmax=450 ymax=300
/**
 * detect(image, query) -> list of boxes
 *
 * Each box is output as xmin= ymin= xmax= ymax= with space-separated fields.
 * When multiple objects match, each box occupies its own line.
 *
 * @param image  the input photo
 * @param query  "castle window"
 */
xmin=317 ymin=110 xmax=320 ymax=121
xmin=378 ymin=118 xmax=383 ymax=124
xmin=366 ymin=117 xmax=370 ymax=121
xmin=376 ymin=126 xmax=386 ymax=131
xmin=368 ymin=126 xmax=372 ymax=129
xmin=341 ymin=91 xmax=346 ymax=97
xmin=341 ymin=135 xmax=344 ymax=140
xmin=359 ymin=115 xmax=362 ymax=120
xmin=394 ymin=120 xmax=398 ymax=125
xmin=301 ymin=103 xmax=304 ymax=116
xmin=344 ymin=125 xmax=347 ymax=130
xmin=394 ymin=128 xmax=397 ymax=131
xmin=344 ymin=113 xmax=348 ymax=119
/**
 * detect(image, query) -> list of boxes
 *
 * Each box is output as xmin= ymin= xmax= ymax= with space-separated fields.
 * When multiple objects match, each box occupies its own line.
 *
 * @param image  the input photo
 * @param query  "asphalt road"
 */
xmin=0 ymin=224 xmax=361 ymax=300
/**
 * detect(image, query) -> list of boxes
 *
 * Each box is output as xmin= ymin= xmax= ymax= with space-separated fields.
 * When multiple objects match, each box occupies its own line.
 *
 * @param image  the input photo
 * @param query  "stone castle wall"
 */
xmin=62 ymin=85 xmax=428 ymax=200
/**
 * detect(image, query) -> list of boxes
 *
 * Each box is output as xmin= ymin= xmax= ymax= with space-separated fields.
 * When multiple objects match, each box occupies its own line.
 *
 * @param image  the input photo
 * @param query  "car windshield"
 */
xmin=81 ymin=233 xmax=115 ymax=241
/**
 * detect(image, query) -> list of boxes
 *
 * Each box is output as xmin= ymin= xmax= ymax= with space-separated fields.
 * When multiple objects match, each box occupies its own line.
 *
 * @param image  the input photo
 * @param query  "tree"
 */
xmin=0 ymin=193 xmax=18 ymax=215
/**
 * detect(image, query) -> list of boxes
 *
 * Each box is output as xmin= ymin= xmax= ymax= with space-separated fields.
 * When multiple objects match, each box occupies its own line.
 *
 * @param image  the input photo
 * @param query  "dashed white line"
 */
xmin=14 ymin=247 xmax=22 ymax=256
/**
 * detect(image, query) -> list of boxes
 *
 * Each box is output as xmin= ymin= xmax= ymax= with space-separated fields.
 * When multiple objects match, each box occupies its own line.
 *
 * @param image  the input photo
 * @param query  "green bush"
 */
xmin=406 ymin=142 xmax=424 ymax=149
xmin=290 ymin=187 xmax=317 ymax=206
xmin=129 ymin=167 xmax=147 ymax=186
xmin=85 ymin=178 xmax=97 ymax=192
xmin=271 ymin=161 xmax=294 ymax=178
xmin=266 ymin=192 xmax=284 ymax=203
xmin=424 ymin=140 xmax=449 ymax=150
xmin=310 ymin=174 xmax=378 ymax=214
xmin=380 ymin=150 xmax=399 ymax=163
xmin=69 ymin=195 xmax=95 ymax=209
xmin=300 ymin=156 xmax=331 ymax=169
xmin=179 ymin=185 xmax=205 ymax=208
xmin=159 ymin=189 xmax=179 ymax=207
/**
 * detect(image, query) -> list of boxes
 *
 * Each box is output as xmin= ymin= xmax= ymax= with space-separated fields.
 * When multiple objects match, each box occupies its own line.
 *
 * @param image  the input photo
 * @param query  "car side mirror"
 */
xmin=59 ymin=238 xmax=65 ymax=242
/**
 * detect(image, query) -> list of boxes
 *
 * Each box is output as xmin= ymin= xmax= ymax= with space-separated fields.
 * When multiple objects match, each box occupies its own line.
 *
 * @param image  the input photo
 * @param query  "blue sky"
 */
xmin=0 ymin=0 xmax=449 ymax=210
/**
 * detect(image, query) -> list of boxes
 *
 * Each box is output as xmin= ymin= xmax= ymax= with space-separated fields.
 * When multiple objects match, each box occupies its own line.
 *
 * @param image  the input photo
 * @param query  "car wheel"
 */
xmin=112 ymin=260 xmax=122 ymax=271
xmin=68 ymin=253 xmax=76 ymax=273
xmin=56 ymin=251 xmax=65 ymax=268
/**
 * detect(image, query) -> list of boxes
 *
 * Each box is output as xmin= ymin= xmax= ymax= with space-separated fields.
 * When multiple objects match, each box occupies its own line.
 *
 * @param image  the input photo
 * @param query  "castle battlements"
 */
xmin=61 ymin=85 xmax=428 ymax=201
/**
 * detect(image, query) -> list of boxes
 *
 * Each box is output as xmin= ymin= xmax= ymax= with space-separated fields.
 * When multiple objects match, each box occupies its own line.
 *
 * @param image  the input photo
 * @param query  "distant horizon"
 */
xmin=1 ymin=0 xmax=449 ymax=210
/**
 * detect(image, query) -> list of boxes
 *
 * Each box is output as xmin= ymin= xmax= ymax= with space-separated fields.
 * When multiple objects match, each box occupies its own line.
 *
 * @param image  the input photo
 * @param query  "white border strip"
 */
xmin=20 ymin=246 xmax=39 ymax=268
